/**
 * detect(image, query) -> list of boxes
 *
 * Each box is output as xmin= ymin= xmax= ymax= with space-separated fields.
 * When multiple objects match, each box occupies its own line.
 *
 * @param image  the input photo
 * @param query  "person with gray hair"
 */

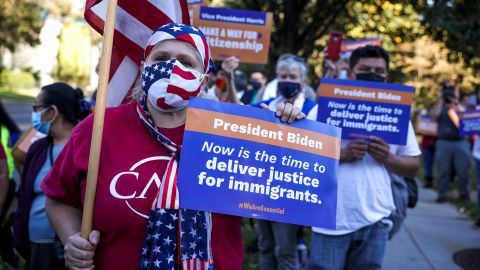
xmin=251 ymin=54 xmax=316 ymax=270
xmin=259 ymin=54 xmax=317 ymax=101
xmin=253 ymin=56 xmax=317 ymax=118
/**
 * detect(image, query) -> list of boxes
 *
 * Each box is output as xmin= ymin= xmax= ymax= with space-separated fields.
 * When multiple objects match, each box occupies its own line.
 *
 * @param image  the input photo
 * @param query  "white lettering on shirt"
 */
xmin=109 ymin=156 xmax=171 ymax=219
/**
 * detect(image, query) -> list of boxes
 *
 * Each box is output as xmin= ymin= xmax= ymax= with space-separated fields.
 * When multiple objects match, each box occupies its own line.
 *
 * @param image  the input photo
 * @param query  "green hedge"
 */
xmin=0 ymin=70 xmax=36 ymax=90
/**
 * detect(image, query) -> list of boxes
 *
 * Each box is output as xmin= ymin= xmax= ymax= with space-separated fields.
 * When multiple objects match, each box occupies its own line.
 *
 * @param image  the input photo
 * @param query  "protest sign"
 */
xmin=415 ymin=115 xmax=437 ymax=136
xmin=458 ymin=110 xmax=480 ymax=136
xmin=178 ymin=98 xmax=341 ymax=228
xmin=340 ymin=37 xmax=382 ymax=55
xmin=191 ymin=6 xmax=272 ymax=64
xmin=316 ymin=78 xmax=414 ymax=145
xmin=12 ymin=127 xmax=46 ymax=169
xmin=187 ymin=0 xmax=203 ymax=25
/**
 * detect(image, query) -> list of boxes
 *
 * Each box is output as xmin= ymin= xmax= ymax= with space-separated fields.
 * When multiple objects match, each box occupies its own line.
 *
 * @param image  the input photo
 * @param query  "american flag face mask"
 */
xmin=137 ymin=22 xmax=214 ymax=270
xmin=142 ymin=59 xmax=206 ymax=112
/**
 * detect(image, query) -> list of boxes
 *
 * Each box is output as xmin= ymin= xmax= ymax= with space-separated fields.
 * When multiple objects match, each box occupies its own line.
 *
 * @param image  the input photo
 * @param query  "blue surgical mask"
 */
xmin=338 ymin=69 xmax=348 ymax=80
xmin=31 ymin=108 xmax=51 ymax=134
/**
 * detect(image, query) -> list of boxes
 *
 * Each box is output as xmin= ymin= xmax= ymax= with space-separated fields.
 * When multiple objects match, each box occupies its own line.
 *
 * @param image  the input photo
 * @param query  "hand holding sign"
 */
xmin=367 ymin=136 xmax=391 ymax=162
xmin=259 ymin=102 xmax=306 ymax=123
xmin=340 ymin=140 xmax=367 ymax=162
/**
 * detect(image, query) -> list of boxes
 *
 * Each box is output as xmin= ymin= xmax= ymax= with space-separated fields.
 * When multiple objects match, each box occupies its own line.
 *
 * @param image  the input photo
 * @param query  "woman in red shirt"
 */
xmin=42 ymin=23 xmax=304 ymax=270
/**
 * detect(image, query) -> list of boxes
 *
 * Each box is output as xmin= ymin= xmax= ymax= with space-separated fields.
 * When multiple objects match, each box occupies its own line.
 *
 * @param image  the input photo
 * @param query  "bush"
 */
xmin=0 ymin=69 xmax=36 ymax=91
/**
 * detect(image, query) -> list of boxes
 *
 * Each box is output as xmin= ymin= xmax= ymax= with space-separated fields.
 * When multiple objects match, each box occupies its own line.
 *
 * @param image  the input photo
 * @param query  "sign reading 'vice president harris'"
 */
xmin=191 ymin=6 xmax=272 ymax=64
xmin=178 ymin=98 xmax=341 ymax=228
xmin=316 ymin=78 xmax=414 ymax=145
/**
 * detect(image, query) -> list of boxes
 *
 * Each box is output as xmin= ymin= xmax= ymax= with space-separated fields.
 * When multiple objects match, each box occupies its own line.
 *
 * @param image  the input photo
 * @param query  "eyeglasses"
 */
xmin=32 ymin=104 xmax=49 ymax=112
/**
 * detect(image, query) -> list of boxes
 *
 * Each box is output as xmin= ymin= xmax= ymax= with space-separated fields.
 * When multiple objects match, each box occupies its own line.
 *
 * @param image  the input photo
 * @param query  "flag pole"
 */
xmin=80 ymin=0 xmax=118 ymax=239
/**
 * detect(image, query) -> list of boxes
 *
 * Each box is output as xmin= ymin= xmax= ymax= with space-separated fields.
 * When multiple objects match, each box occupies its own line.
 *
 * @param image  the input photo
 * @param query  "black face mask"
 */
xmin=278 ymin=81 xmax=301 ymax=99
xmin=355 ymin=72 xmax=386 ymax=83
xmin=248 ymin=81 xmax=262 ymax=91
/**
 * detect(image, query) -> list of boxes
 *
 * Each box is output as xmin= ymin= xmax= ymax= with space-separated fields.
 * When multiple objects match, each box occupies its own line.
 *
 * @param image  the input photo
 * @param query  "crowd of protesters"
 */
xmin=0 ymin=22 xmax=478 ymax=270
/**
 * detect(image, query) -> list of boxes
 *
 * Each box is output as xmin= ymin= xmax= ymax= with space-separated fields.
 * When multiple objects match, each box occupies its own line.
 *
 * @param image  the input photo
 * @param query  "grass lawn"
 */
xmin=0 ymin=70 xmax=39 ymax=102
xmin=0 ymin=87 xmax=37 ymax=102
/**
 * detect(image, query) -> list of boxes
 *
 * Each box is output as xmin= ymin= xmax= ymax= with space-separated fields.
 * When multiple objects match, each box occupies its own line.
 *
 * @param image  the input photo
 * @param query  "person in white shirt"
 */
xmin=306 ymin=45 xmax=421 ymax=270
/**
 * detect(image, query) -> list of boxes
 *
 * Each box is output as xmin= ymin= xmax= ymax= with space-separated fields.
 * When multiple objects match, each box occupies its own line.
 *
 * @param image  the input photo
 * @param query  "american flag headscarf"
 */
xmin=142 ymin=23 xmax=214 ymax=112
xmin=137 ymin=23 xmax=214 ymax=270
xmin=144 ymin=23 xmax=212 ymax=74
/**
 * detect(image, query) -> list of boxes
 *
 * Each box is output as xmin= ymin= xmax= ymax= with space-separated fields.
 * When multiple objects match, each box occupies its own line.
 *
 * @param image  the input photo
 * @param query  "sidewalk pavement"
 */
xmin=384 ymin=182 xmax=480 ymax=270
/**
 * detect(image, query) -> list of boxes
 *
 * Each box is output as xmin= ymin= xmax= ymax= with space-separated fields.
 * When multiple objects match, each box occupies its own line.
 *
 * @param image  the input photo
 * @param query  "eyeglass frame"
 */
xmin=32 ymin=104 xmax=50 ymax=113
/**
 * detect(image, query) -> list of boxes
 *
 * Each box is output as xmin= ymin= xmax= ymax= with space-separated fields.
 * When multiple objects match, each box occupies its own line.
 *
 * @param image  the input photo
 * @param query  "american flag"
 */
xmin=84 ymin=0 xmax=189 ymax=107
xmin=140 ymin=209 xmax=212 ymax=270
xmin=142 ymin=58 xmax=203 ymax=111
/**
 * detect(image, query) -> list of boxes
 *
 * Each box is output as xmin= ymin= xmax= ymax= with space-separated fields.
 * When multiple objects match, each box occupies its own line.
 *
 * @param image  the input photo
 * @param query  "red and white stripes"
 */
xmin=84 ymin=0 xmax=189 ymax=107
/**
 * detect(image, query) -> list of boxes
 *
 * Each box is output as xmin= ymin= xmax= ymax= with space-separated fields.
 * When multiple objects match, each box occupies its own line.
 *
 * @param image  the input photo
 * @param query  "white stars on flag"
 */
xmin=140 ymin=208 xmax=210 ymax=269
xmin=170 ymin=25 xmax=182 ymax=32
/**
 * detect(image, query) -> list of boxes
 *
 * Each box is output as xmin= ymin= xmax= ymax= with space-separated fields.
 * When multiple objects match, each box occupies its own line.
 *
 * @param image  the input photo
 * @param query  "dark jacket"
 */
xmin=13 ymin=137 xmax=50 ymax=258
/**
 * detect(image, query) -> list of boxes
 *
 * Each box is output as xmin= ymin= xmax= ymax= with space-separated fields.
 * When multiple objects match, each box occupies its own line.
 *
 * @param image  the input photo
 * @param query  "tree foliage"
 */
xmin=0 ymin=0 xmax=44 ymax=52
xmin=396 ymin=35 xmax=478 ymax=109
xmin=222 ymin=0 xmax=349 ymax=72
xmin=341 ymin=1 xmax=479 ymax=108
xmin=417 ymin=0 xmax=480 ymax=73
xmin=54 ymin=21 xmax=92 ymax=86
xmin=219 ymin=0 xmax=479 ymax=108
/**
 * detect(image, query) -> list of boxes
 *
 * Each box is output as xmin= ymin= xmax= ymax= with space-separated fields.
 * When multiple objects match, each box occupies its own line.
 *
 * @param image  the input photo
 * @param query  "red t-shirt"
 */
xmin=0 ymin=144 xmax=6 ymax=160
xmin=42 ymin=103 xmax=186 ymax=269
xmin=42 ymin=102 xmax=243 ymax=270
